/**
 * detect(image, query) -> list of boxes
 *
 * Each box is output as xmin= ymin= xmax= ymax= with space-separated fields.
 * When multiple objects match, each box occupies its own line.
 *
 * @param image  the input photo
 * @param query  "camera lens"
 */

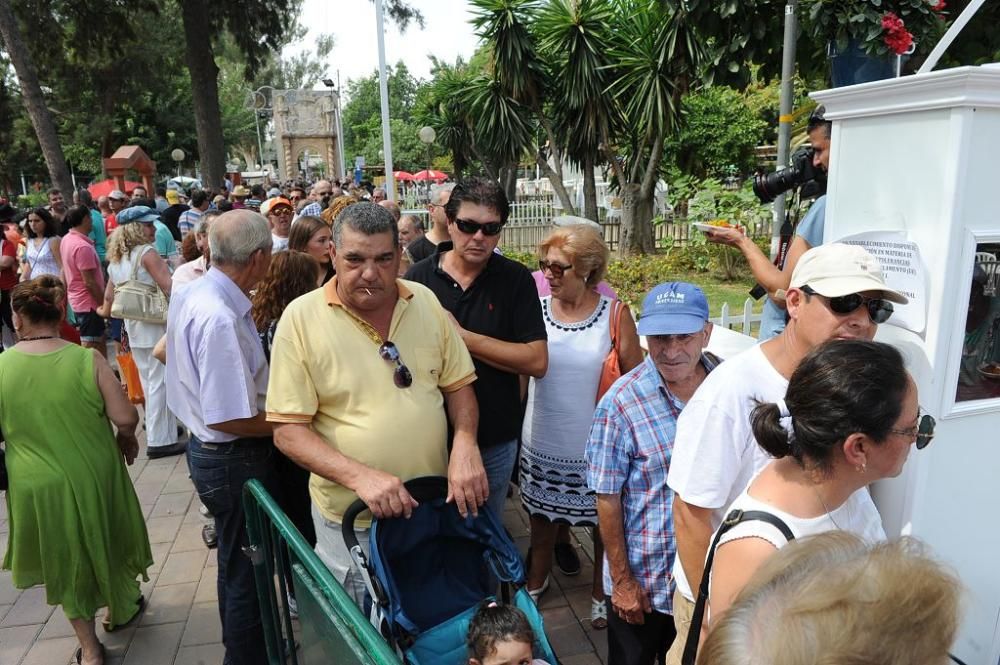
xmin=752 ymin=167 xmax=803 ymax=203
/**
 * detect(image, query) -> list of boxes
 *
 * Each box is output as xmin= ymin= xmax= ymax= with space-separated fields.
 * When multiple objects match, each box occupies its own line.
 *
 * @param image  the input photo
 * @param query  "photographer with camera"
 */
xmin=704 ymin=107 xmax=831 ymax=340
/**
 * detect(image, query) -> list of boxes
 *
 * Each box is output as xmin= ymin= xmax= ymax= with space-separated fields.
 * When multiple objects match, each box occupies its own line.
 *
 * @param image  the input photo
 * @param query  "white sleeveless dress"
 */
xmin=25 ymin=238 xmax=60 ymax=278
xmin=520 ymin=295 xmax=613 ymax=526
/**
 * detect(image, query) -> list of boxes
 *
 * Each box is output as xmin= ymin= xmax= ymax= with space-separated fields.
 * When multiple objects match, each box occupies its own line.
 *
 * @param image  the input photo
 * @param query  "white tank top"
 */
xmin=25 ymin=237 xmax=60 ymax=278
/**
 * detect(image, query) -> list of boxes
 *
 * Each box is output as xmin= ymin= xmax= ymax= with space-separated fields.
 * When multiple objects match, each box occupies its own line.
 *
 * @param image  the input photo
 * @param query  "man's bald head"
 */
xmin=378 ymin=199 xmax=401 ymax=222
xmin=209 ymin=209 xmax=272 ymax=267
xmin=310 ymin=180 xmax=333 ymax=200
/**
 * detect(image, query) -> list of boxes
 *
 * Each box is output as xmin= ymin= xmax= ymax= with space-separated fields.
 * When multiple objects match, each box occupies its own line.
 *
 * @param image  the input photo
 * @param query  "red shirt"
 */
xmin=60 ymin=320 xmax=82 ymax=344
xmin=105 ymin=213 xmax=118 ymax=235
xmin=0 ymin=237 xmax=17 ymax=290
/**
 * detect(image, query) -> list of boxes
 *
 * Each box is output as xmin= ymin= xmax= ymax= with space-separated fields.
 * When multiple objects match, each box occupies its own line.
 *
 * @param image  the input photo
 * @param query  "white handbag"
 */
xmin=111 ymin=246 xmax=168 ymax=324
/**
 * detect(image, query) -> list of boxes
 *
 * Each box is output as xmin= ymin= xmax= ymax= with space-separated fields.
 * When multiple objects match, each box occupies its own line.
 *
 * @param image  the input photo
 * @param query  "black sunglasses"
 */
xmin=454 ymin=218 xmax=503 ymax=236
xmin=800 ymin=285 xmax=894 ymax=324
xmin=889 ymin=410 xmax=935 ymax=450
xmin=378 ymin=341 xmax=413 ymax=389
xmin=538 ymin=259 xmax=573 ymax=278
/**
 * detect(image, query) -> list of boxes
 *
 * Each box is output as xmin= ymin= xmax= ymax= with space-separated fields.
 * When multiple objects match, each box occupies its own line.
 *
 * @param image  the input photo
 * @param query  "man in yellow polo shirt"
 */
xmin=267 ymin=202 xmax=488 ymax=603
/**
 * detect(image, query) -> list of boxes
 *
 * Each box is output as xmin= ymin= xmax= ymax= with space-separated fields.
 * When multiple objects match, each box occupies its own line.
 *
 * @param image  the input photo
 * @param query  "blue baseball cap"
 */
xmin=117 ymin=205 xmax=159 ymax=225
xmin=637 ymin=282 xmax=710 ymax=336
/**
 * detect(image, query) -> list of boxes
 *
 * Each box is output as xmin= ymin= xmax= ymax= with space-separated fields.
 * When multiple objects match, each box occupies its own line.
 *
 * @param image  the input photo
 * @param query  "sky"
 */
xmin=288 ymin=0 xmax=482 ymax=95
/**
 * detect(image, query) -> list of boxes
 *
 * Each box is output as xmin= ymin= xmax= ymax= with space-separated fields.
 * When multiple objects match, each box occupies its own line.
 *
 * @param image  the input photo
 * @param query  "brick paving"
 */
xmin=0 ymin=430 xmax=607 ymax=664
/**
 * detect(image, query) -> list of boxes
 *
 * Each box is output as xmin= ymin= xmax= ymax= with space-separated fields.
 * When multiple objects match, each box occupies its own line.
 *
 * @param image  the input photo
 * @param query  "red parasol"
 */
xmin=87 ymin=178 xmax=143 ymax=198
xmin=412 ymin=169 xmax=449 ymax=182
xmin=393 ymin=171 xmax=416 ymax=181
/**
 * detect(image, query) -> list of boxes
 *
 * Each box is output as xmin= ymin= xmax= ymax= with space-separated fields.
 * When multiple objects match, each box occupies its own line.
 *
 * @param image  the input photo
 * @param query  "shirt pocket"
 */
xmin=411 ymin=346 xmax=443 ymax=385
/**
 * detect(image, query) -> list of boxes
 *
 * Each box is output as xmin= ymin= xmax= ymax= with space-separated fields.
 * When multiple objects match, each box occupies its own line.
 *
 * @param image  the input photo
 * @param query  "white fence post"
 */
xmin=710 ymin=298 xmax=761 ymax=336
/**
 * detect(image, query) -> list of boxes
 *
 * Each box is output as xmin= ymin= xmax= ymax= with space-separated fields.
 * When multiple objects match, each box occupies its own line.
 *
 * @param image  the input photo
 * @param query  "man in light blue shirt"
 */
xmin=166 ymin=209 xmax=275 ymax=665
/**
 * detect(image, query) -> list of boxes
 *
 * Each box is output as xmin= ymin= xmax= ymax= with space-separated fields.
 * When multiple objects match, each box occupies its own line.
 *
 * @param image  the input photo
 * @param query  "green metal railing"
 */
xmin=243 ymin=479 xmax=400 ymax=665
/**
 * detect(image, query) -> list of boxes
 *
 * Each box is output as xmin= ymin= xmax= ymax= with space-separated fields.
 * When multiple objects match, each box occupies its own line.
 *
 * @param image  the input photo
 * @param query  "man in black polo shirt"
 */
xmin=405 ymin=177 xmax=548 ymax=519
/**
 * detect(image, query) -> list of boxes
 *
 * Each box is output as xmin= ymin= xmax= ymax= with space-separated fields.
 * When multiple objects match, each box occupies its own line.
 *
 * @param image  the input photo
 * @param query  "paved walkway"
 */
xmin=0 ymin=432 xmax=608 ymax=665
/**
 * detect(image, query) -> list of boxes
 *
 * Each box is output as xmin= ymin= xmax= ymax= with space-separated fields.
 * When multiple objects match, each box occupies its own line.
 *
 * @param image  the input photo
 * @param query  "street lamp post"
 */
xmin=322 ymin=77 xmax=346 ymax=182
xmin=171 ymin=148 xmax=185 ymax=177
xmin=419 ymin=126 xmax=436 ymax=202
xmin=374 ymin=0 xmax=395 ymax=201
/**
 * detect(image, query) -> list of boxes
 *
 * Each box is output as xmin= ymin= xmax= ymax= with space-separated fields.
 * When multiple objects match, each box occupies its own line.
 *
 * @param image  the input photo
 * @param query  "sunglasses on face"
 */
xmin=454 ymin=218 xmax=503 ymax=236
xmin=270 ymin=208 xmax=293 ymax=217
xmin=378 ymin=341 xmax=413 ymax=388
xmin=889 ymin=410 xmax=935 ymax=450
xmin=539 ymin=259 xmax=573 ymax=278
xmin=800 ymin=285 xmax=894 ymax=324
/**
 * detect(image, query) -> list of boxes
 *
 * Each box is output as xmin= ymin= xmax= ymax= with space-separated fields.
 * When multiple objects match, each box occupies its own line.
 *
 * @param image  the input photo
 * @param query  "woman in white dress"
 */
xmin=98 ymin=216 xmax=181 ymax=459
xmin=21 ymin=208 xmax=62 ymax=281
xmin=520 ymin=224 xmax=643 ymax=627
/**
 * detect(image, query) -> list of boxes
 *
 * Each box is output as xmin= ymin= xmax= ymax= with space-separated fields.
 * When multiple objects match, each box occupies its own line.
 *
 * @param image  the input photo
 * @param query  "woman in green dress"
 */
xmin=1 ymin=276 xmax=152 ymax=665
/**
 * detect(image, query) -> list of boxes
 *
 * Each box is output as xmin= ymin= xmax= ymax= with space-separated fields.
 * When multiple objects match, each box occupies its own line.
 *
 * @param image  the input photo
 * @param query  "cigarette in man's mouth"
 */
xmin=365 ymin=288 xmax=373 ymax=296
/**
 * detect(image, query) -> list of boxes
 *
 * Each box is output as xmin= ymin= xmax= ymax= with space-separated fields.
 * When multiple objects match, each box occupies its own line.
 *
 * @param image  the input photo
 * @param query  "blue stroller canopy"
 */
xmin=342 ymin=477 xmax=557 ymax=665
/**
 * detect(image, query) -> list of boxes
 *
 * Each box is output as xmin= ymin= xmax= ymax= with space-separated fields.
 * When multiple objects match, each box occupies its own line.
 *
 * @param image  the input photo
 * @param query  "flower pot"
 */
xmin=828 ymin=39 xmax=896 ymax=88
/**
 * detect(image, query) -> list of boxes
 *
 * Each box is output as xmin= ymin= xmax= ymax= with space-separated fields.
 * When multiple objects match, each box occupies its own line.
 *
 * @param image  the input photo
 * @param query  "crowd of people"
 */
xmin=0 ymin=170 xmax=964 ymax=665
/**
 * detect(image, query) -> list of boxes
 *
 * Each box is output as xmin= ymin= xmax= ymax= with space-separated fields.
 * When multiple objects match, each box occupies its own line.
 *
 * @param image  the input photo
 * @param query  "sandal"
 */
xmin=591 ymin=597 xmax=608 ymax=630
xmin=527 ymin=575 xmax=550 ymax=605
xmin=75 ymin=642 xmax=106 ymax=664
xmin=102 ymin=595 xmax=145 ymax=632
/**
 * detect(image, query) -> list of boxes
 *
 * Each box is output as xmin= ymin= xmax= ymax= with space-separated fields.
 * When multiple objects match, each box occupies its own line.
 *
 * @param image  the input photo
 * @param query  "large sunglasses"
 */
xmin=539 ymin=259 xmax=573 ymax=278
xmin=378 ymin=341 xmax=413 ymax=389
xmin=800 ymin=285 xmax=894 ymax=324
xmin=889 ymin=410 xmax=935 ymax=450
xmin=454 ymin=218 xmax=503 ymax=236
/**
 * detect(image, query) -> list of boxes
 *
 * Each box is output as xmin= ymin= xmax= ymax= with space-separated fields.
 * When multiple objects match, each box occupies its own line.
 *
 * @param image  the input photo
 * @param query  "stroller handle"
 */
xmin=341 ymin=476 xmax=451 ymax=552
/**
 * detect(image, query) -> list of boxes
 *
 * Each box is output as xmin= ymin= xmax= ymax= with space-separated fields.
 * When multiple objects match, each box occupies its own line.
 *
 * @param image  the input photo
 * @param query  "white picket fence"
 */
xmin=710 ymin=298 xmax=762 ymax=336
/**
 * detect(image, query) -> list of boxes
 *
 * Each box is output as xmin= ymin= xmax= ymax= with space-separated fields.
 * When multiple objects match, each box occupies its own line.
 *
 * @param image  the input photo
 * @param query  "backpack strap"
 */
xmin=681 ymin=509 xmax=794 ymax=665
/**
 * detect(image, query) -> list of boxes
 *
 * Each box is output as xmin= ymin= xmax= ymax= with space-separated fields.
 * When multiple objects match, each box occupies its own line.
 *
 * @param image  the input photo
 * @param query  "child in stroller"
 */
xmin=467 ymin=601 xmax=553 ymax=665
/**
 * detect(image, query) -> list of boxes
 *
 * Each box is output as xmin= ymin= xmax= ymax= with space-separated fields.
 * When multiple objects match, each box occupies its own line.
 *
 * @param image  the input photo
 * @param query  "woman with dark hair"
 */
xmin=704 ymin=339 xmax=934 ymax=632
xmin=288 ymin=215 xmax=334 ymax=285
xmin=21 ymin=207 xmax=62 ymax=281
xmin=250 ymin=250 xmax=321 ymax=555
xmin=1 ymin=276 xmax=152 ymax=665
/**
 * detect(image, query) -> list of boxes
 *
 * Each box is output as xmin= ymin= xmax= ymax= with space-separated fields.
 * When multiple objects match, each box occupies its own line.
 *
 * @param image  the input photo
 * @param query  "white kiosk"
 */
xmin=814 ymin=64 xmax=1000 ymax=664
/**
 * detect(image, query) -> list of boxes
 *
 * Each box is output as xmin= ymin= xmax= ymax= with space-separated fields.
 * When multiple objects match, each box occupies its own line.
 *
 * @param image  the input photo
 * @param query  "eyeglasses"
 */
xmin=454 ymin=218 xmax=503 ymax=236
xmin=539 ymin=259 xmax=573 ymax=278
xmin=378 ymin=341 xmax=413 ymax=388
xmin=889 ymin=410 xmax=935 ymax=450
xmin=270 ymin=208 xmax=293 ymax=217
xmin=800 ymin=285 xmax=894 ymax=324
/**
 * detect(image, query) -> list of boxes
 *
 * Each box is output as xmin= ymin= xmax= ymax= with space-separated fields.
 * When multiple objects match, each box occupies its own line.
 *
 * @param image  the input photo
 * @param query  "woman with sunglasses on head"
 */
xmin=21 ymin=207 xmax=62 ymax=281
xmin=520 ymin=224 xmax=643 ymax=628
xmin=701 ymin=339 xmax=933 ymax=639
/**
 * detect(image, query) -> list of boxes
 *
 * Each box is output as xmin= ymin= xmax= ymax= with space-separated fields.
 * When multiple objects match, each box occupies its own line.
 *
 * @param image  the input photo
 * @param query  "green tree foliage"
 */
xmin=665 ymin=86 xmax=768 ymax=180
xmin=341 ymin=62 xmax=437 ymax=173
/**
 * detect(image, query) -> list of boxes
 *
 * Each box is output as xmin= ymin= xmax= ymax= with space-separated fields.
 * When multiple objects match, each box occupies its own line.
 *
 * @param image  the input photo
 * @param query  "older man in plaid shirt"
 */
xmin=586 ymin=282 xmax=718 ymax=665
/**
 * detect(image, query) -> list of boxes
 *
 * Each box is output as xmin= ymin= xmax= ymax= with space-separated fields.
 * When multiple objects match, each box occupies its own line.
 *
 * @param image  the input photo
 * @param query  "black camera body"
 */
xmin=752 ymin=146 xmax=828 ymax=203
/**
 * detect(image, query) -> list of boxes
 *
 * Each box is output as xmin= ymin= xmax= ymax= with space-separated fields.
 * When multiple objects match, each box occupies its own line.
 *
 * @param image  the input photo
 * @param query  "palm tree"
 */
xmin=470 ymin=0 xmax=577 ymax=213
xmin=536 ymin=0 xmax=614 ymax=222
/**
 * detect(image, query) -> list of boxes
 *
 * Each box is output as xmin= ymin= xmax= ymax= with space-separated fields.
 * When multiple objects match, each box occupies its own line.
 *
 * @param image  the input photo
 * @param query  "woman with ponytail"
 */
xmin=704 ymin=339 xmax=933 ymax=632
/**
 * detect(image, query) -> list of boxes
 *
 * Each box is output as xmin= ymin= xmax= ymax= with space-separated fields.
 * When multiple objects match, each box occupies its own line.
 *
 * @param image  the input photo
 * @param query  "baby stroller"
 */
xmin=342 ymin=476 xmax=558 ymax=665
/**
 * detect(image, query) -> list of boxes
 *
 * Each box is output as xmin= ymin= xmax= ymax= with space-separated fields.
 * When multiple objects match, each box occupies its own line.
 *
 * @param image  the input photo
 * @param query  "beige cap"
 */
xmin=790 ymin=243 xmax=908 ymax=304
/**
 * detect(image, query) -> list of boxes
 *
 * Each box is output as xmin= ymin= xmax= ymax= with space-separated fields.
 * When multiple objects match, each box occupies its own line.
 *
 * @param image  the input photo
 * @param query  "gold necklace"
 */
xmin=812 ymin=483 xmax=843 ymax=530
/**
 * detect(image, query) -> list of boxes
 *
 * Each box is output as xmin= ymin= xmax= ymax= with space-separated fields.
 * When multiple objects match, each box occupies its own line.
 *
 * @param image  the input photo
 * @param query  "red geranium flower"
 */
xmin=882 ymin=12 xmax=914 ymax=55
xmin=930 ymin=0 xmax=946 ymax=11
